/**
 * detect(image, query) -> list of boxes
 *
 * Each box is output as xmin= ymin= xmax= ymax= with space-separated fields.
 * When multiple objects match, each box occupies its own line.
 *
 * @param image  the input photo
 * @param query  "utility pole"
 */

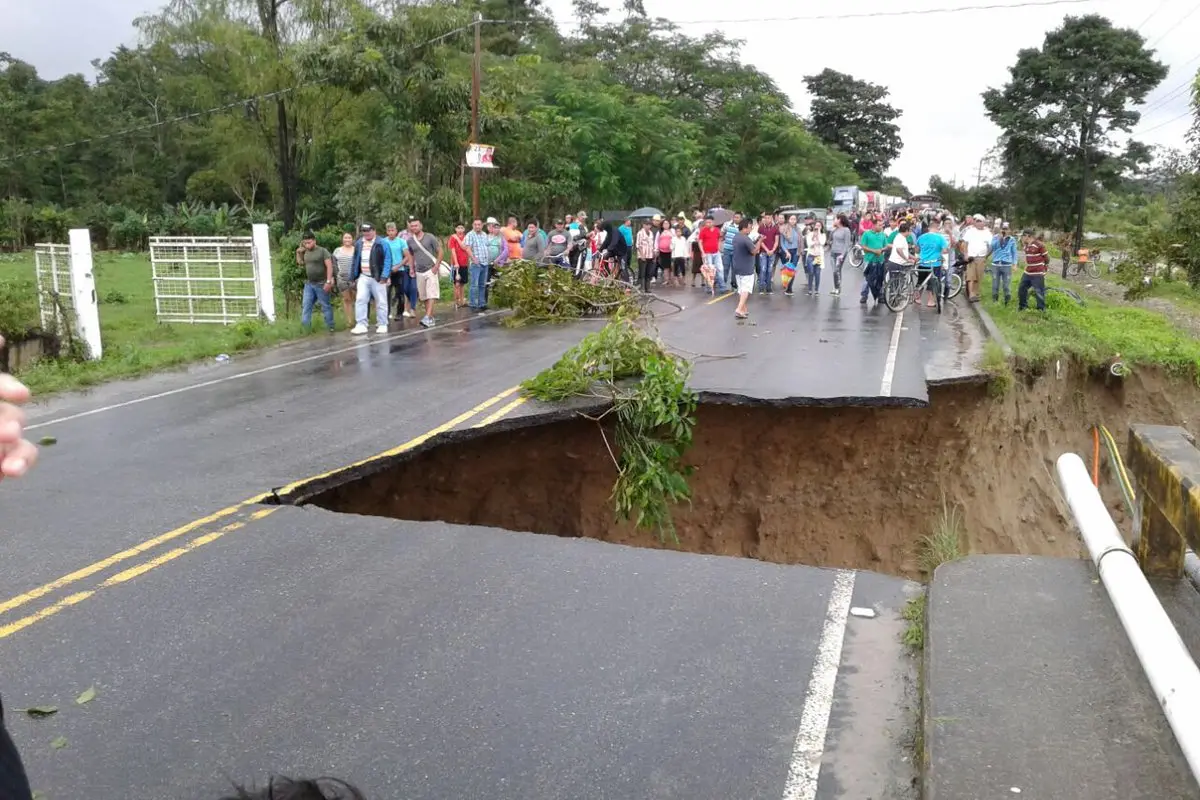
xmin=470 ymin=12 xmax=482 ymax=221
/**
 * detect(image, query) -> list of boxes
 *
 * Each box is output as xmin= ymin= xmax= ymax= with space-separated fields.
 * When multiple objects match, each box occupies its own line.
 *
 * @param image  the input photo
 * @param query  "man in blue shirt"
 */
xmin=915 ymin=226 xmax=950 ymax=308
xmin=618 ymin=218 xmax=634 ymax=251
xmin=990 ymin=222 xmax=1018 ymax=305
xmin=383 ymin=222 xmax=412 ymax=319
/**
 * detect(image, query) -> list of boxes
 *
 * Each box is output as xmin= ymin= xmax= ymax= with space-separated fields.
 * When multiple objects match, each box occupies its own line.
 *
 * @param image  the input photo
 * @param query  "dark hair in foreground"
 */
xmin=219 ymin=776 xmax=366 ymax=800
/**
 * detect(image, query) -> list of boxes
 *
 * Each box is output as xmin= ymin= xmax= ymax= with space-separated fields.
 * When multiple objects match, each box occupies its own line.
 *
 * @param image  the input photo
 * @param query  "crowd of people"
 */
xmin=290 ymin=204 xmax=1053 ymax=333
xmin=851 ymin=207 xmax=1050 ymax=312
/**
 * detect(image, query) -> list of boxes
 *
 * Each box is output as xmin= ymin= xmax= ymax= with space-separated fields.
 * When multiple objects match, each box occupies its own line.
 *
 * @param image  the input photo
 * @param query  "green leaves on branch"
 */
xmin=521 ymin=319 xmax=697 ymax=540
xmin=804 ymin=69 xmax=902 ymax=187
xmin=491 ymin=260 xmax=639 ymax=326
xmin=982 ymin=14 xmax=1168 ymax=230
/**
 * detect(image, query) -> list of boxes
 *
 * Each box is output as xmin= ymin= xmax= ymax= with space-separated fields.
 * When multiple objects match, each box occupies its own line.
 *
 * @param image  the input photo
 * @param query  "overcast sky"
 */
xmin=8 ymin=0 xmax=1198 ymax=195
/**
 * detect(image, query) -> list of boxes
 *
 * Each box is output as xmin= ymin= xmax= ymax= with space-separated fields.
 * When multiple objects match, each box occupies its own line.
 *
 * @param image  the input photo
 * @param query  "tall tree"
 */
xmin=803 ymin=68 xmax=901 ymax=186
xmin=983 ymin=14 xmax=1166 ymax=272
xmin=878 ymin=175 xmax=909 ymax=197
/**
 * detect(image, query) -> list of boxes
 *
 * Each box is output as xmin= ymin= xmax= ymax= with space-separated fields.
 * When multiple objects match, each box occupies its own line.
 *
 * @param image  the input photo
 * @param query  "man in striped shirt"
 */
xmin=1019 ymin=229 xmax=1048 ymax=311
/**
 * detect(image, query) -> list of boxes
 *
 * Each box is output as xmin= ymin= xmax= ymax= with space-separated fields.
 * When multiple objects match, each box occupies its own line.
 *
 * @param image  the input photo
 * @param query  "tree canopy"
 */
xmin=982 ymin=14 xmax=1166 ymax=250
xmin=0 ymin=0 xmax=859 ymax=249
xmin=803 ymin=68 xmax=902 ymax=187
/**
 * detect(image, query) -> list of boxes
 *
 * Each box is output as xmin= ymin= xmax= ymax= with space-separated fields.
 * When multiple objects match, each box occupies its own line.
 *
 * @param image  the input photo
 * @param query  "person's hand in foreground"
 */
xmin=0 ymin=337 xmax=37 ymax=480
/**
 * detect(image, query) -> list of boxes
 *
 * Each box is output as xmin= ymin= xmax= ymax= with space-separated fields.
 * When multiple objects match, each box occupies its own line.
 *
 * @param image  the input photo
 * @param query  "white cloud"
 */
xmin=11 ymin=0 xmax=1198 ymax=198
xmin=543 ymin=0 xmax=1200 ymax=194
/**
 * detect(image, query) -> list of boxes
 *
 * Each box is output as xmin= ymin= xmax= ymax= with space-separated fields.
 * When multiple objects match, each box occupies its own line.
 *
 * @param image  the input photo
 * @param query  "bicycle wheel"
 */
xmin=930 ymin=275 xmax=943 ymax=314
xmin=1085 ymin=261 xmax=1100 ymax=279
xmin=850 ymin=245 xmax=864 ymax=268
xmin=884 ymin=270 xmax=911 ymax=312
xmin=945 ymin=270 xmax=963 ymax=299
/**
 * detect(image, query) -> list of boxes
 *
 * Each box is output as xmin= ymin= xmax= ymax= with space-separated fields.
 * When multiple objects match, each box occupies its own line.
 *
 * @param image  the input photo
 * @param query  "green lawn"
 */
xmin=0 ymin=250 xmax=459 ymax=395
xmin=980 ymin=270 xmax=1200 ymax=376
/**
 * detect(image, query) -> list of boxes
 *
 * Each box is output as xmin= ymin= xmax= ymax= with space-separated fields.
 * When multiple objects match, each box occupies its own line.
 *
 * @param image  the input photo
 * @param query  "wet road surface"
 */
xmin=655 ymin=289 xmax=928 ymax=406
xmin=0 ymin=292 xmax=981 ymax=798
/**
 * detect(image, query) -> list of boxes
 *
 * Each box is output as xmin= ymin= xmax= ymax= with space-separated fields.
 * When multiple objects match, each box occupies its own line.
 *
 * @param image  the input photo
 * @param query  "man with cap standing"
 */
xmin=294 ymin=231 xmax=335 ymax=332
xmin=350 ymin=222 xmax=393 ymax=335
xmin=989 ymin=222 xmax=1018 ymax=305
xmin=960 ymin=214 xmax=994 ymax=303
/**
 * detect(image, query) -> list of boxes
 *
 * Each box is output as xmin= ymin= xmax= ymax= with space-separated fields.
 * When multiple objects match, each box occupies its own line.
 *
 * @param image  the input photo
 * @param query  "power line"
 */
xmin=1134 ymin=107 xmax=1193 ymax=135
xmin=0 ymin=22 xmax=480 ymax=164
xmin=1136 ymin=0 xmax=1171 ymax=31
xmin=1147 ymin=2 xmax=1200 ymax=48
xmin=674 ymin=0 xmax=1102 ymax=24
xmin=1137 ymin=54 xmax=1200 ymax=116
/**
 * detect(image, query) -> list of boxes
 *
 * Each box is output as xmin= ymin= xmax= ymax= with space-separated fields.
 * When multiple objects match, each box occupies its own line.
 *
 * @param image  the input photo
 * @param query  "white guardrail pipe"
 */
xmin=1056 ymin=452 xmax=1200 ymax=783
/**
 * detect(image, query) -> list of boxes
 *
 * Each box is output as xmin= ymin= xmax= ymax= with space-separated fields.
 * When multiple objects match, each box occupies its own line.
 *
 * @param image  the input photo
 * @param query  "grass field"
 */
xmin=980 ymin=270 xmax=1200 ymax=376
xmin=0 ymin=250 xmax=456 ymax=396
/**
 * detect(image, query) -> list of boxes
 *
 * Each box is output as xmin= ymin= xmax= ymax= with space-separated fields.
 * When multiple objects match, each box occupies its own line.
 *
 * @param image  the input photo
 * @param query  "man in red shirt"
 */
xmin=1019 ymin=229 xmax=1048 ymax=311
xmin=756 ymin=213 xmax=779 ymax=293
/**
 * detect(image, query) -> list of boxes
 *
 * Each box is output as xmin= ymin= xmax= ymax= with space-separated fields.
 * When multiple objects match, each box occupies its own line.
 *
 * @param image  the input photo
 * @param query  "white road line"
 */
xmin=878 ymin=311 xmax=905 ymax=397
xmin=26 ymin=311 xmax=503 ymax=431
xmin=781 ymin=569 xmax=857 ymax=800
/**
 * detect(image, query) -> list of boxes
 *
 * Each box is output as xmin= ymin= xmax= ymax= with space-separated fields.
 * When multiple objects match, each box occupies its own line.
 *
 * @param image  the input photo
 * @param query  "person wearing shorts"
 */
xmin=731 ymin=218 xmax=760 ymax=320
xmin=407 ymin=218 xmax=443 ymax=328
xmin=960 ymin=214 xmax=993 ymax=302
xmin=448 ymin=223 xmax=470 ymax=308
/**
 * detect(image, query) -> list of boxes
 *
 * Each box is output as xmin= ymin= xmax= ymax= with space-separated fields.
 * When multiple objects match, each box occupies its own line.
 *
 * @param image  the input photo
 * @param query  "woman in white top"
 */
xmin=888 ymin=222 xmax=914 ymax=269
xmin=804 ymin=222 xmax=828 ymax=295
xmin=331 ymin=232 xmax=356 ymax=326
xmin=670 ymin=222 xmax=691 ymax=285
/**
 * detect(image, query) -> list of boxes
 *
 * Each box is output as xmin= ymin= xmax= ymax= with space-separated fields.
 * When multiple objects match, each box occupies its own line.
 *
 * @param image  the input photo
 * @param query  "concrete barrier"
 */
xmin=1126 ymin=424 xmax=1200 ymax=579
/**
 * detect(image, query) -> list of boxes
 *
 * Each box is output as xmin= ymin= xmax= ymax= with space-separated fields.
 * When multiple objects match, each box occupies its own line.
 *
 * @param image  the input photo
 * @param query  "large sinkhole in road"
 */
xmin=294 ymin=370 xmax=1191 ymax=579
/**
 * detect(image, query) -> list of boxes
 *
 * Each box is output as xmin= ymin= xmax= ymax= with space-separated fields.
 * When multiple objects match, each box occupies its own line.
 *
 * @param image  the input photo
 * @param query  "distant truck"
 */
xmin=831 ymin=185 xmax=864 ymax=216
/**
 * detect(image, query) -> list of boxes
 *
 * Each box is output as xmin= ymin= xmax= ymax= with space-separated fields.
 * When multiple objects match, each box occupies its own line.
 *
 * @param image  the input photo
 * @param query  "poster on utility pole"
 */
xmin=466 ymin=144 xmax=495 ymax=169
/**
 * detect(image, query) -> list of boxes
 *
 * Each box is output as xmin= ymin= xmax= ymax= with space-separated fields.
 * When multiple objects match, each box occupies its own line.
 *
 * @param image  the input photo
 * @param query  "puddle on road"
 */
xmin=281 ymin=364 xmax=1200 ymax=579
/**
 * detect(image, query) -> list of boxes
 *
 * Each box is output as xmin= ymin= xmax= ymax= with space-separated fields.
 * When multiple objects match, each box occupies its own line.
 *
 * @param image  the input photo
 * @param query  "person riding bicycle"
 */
xmin=597 ymin=218 xmax=630 ymax=278
xmin=916 ymin=223 xmax=951 ymax=309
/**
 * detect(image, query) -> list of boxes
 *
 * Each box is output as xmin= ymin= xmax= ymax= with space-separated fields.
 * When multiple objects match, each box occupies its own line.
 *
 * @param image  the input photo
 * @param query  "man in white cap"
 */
xmin=959 ymin=214 xmax=993 ymax=303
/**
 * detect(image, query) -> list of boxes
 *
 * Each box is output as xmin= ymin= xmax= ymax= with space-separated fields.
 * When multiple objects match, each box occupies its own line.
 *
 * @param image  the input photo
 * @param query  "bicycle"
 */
xmin=1064 ymin=255 xmax=1101 ymax=279
xmin=584 ymin=254 xmax=633 ymax=287
xmin=885 ymin=263 xmax=946 ymax=314
xmin=849 ymin=244 xmax=865 ymax=268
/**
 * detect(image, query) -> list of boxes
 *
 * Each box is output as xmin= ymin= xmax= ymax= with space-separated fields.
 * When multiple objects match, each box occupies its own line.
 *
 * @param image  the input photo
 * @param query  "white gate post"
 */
xmin=251 ymin=223 xmax=276 ymax=323
xmin=68 ymin=228 xmax=102 ymax=361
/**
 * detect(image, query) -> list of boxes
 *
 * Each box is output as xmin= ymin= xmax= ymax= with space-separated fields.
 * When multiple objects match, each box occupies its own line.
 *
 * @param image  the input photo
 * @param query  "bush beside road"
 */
xmin=979 ymin=270 xmax=1200 ymax=377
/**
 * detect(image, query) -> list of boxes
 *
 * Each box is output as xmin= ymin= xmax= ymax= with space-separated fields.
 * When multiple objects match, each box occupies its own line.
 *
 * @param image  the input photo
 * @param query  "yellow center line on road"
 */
xmin=473 ymin=396 xmax=528 ymax=428
xmin=271 ymin=385 xmax=520 ymax=496
xmin=0 ymin=509 xmax=279 ymax=641
xmin=706 ymin=291 xmax=735 ymax=305
xmin=0 ymin=385 xmax=522 ymax=631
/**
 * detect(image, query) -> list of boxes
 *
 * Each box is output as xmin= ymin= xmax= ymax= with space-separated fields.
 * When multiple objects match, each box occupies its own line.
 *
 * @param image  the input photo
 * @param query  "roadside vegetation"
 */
xmin=0 ymin=251 xmax=312 ymax=394
xmin=520 ymin=314 xmax=698 ymax=541
xmin=979 ymin=271 xmax=1200 ymax=377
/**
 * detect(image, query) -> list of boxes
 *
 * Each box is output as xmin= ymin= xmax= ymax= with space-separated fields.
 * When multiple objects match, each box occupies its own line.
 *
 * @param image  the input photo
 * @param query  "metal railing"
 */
xmin=1056 ymin=452 xmax=1200 ymax=783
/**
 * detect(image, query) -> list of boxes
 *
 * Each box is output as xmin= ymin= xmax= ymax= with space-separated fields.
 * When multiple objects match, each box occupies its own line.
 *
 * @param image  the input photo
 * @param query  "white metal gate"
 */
xmin=34 ymin=243 xmax=75 ymax=334
xmin=150 ymin=236 xmax=261 ymax=324
xmin=32 ymin=230 xmax=103 ymax=360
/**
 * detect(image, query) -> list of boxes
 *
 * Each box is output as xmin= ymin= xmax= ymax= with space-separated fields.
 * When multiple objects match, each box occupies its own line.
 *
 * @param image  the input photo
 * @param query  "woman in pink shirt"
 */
xmin=656 ymin=221 xmax=675 ymax=287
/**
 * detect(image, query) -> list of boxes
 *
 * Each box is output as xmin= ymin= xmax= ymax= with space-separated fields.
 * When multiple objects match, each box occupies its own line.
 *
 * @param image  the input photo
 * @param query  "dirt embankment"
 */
xmin=308 ymin=365 xmax=1200 ymax=579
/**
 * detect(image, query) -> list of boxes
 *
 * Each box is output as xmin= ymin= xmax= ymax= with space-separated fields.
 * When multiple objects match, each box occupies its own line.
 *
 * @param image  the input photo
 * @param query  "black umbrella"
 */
xmin=629 ymin=206 xmax=666 ymax=219
xmin=707 ymin=207 xmax=733 ymax=226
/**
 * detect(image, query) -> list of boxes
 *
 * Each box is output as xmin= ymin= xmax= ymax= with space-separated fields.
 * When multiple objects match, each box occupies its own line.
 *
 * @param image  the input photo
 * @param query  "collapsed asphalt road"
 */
xmin=0 ymin=290 xmax=978 ymax=798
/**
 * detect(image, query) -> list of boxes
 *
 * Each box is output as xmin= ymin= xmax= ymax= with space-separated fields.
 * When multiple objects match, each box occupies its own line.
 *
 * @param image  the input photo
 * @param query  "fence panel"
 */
xmin=34 ymin=243 xmax=75 ymax=335
xmin=149 ymin=236 xmax=261 ymax=324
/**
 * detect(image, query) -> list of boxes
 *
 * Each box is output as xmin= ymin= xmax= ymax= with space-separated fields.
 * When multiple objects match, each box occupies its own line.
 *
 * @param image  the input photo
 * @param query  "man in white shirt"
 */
xmin=960 ymin=213 xmax=994 ymax=303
